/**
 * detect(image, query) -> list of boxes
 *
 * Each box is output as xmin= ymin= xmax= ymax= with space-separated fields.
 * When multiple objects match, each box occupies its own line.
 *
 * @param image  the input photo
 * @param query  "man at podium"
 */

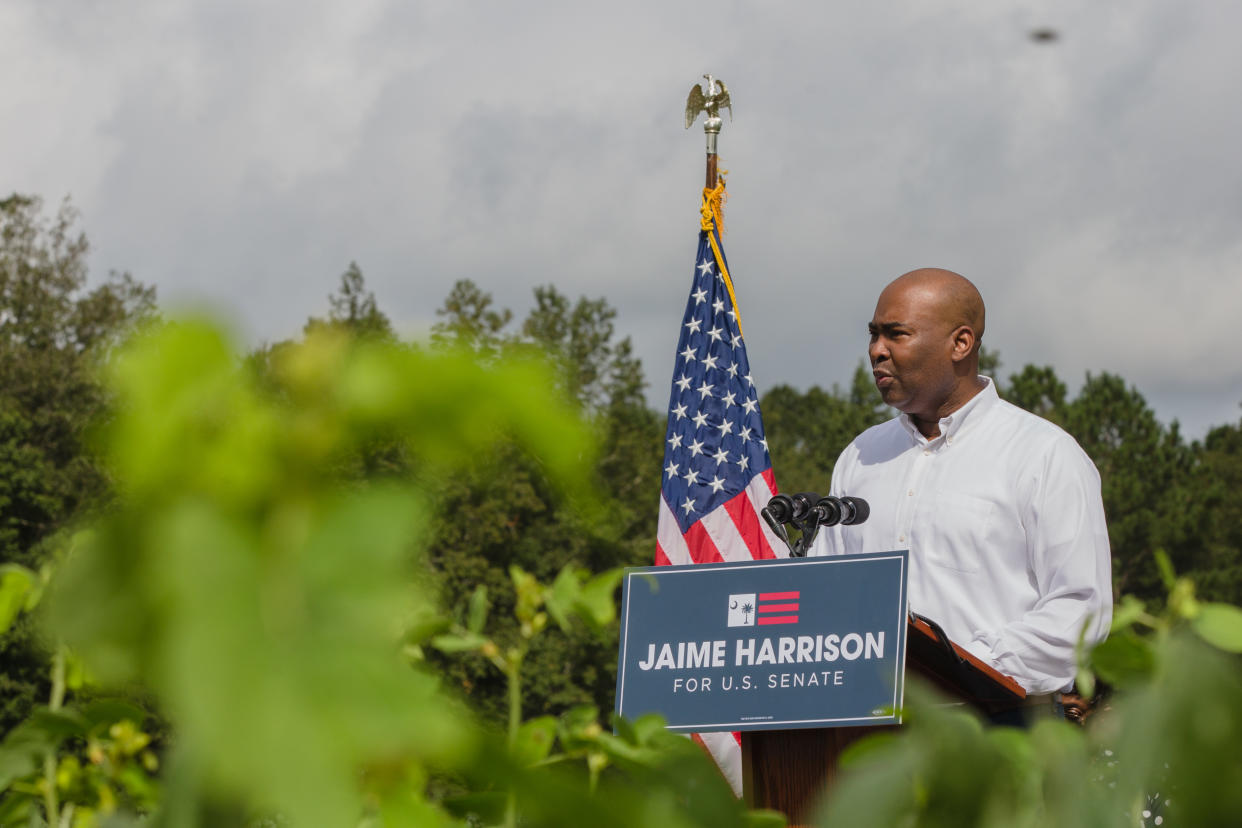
xmin=810 ymin=268 xmax=1112 ymax=703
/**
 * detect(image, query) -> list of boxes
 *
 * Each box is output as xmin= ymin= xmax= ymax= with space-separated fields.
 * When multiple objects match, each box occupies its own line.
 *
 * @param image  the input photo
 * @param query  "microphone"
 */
xmin=763 ymin=493 xmax=794 ymax=524
xmin=789 ymin=492 xmax=818 ymax=522
xmin=763 ymin=493 xmax=819 ymax=525
xmin=841 ymin=495 xmax=869 ymax=525
xmin=810 ymin=495 xmax=871 ymax=527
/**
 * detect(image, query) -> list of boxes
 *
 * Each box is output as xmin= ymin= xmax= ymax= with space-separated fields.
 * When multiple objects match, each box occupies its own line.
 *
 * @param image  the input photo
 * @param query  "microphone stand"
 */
xmin=761 ymin=502 xmax=826 ymax=558
xmin=761 ymin=506 xmax=795 ymax=557
xmin=791 ymin=511 xmax=822 ymax=558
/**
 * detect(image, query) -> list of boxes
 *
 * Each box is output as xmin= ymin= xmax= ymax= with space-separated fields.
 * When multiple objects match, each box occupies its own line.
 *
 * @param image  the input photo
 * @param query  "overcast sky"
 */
xmin=5 ymin=0 xmax=1240 ymax=438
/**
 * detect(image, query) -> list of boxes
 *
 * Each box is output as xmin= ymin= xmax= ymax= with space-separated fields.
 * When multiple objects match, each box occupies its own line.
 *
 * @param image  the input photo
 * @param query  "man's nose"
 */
xmin=869 ymin=338 xmax=888 ymax=364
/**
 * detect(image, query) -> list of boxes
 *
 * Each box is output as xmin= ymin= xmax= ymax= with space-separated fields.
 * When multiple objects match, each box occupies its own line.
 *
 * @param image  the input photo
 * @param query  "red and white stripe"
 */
xmin=655 ymin=469 xmax=784 ymax=567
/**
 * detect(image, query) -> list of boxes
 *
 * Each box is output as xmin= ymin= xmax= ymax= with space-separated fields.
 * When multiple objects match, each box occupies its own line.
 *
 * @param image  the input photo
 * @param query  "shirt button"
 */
xmin=899 ymin=534 xmax=906 ymax=542
xmin=907 ymin=490 xmax=914 ymax=496
xmin=922 ymin=449 xmax=930 ymax=456
xmin=946 ymin=435 xmax=954 ymax=444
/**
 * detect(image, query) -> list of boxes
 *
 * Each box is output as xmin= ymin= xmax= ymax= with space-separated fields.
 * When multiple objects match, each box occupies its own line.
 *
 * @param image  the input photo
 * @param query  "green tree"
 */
xmin=431 ymin=278 xmax=512 ymax=357
xmin=1063 ymin=373 xmax=1201 ymax=601
xmin=426 ymin=281 xmax=661 ymax=725
xmin=761 ymin=362 xmax=887 ymax=494
xmin=0 ymin=194 xmax=155 ymax=735
xmin=1192 ymin=415 xmax=1242 ymax=604
xmin=304 ymin=260 xmax=394 ymax=341
xmin=999 ymin=364 xmax=1068 ymax=425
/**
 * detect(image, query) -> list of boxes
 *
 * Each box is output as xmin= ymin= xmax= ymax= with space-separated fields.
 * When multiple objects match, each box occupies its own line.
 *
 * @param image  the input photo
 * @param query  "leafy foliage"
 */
xmin=1191 ymin=418 xmax=1242 ymax=602
xmin=820 ymin=559 xmax=1242 ymax=827
xmin=0 ymin=193 xmax=156 ymax=736
xmin=6 ymin=315 xmax=778 ymax=827
xmin=42 ymin=319 xmax=595 ymax=825
xmin=1062 ymin=373 xmax=1203 ymax=600
xmin=426 ymin=280 xmax=662 ymax=724
xmin=2 ymin=199 xmax=1242 ymax=825
xmin=304 ymin=261 xmax=395 ymax=341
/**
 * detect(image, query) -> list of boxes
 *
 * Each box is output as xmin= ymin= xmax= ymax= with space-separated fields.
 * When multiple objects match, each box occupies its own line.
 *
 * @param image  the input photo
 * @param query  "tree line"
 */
xmin=3 ymin=191 xmax=1240 ymax=752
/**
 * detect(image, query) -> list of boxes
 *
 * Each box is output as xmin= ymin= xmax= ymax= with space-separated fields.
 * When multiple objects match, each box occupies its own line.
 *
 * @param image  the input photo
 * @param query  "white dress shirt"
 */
xmin=810 ymin=377 xmax=1112 ymax=694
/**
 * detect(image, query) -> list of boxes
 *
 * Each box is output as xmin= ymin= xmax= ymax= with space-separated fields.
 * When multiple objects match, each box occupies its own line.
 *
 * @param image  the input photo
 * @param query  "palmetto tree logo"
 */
xmin=727 ymin=593 xmax=756 ymax=626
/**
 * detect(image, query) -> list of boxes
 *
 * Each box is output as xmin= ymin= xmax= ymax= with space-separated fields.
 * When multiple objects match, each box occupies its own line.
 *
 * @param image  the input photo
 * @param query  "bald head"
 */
xmin=868 ymin=267 xmax=989 ymax=436
xmin=880 ymin=268 xmax=985 ymax=349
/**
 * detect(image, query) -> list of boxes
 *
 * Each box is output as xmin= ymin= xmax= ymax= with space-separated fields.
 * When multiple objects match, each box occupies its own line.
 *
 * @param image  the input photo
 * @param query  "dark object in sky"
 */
xmin=1030 ymin=28 xmax=1060 ymax=43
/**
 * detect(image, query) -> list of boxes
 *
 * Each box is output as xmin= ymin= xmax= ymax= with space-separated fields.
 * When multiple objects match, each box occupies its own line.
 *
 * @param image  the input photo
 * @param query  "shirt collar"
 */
xmin=899 ymin=376 xmax=999 ymax=445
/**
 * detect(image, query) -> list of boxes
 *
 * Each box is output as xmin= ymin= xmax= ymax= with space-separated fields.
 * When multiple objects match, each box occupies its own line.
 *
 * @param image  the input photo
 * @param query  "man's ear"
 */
xmin=949 ymin=325 xmax=976 ymax=363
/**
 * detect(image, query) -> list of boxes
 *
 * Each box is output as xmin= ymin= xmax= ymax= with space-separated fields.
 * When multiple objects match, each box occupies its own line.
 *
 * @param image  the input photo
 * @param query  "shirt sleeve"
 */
xmin=962 ymin=438 xmax=1113 ymax=694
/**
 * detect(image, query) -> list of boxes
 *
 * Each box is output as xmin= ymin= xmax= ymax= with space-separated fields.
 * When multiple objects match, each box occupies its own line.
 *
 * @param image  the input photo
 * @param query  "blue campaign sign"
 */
xmin=615 ymin=552 xmax=909 ymax=732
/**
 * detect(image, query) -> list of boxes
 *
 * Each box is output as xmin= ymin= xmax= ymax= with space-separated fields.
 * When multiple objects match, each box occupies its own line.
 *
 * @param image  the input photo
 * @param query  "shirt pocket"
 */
xmin=922 ymin=491 xmax=996 ymax=574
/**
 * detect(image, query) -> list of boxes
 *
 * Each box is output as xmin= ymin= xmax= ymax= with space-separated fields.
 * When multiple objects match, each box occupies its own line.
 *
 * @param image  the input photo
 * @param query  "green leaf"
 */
xmin=1154 ymin=548 xmax=1176 ymax=590
xmin=544 ymin=566 xmax=582 ymax=632
xmin=0 ymin=708 xmax=89 ymax=789
xmin=574 ymin=568 xmax=624 ymax=633
xmin=80 ymin=699 xmax=148 ymax=730
xmin=512 ymin=716 xmax=558 ymax=766
xmin=1074 ymin=663 xmax=1096 ymax=701
xmin=431 ymin=632 xmax=489 ymax=653
xmin=743 ymin=809 xmax=790 ymax=828
xmin=404 ymin=611 xmax=452 ymax=645
xmin=838 ymin=730 xmax=902 ymax=768
xmin=0 ymin=744 xmax=39 ymax=791
xmin=617 ymin=715 xmax=660 ymax=748
xmin=442 ymin=791 xmax=507 ymax=823
xmin=1090 ymin=632 xmax=1156 ymax=686
xmin=23 ymin=708 xmax=88 ymax=742
xmin=0 ymin=788 xmax=37 ymax=823
xmin=0 ymin=564 xmax=35 ymax=634
xmin=1194 ymin=602 xmax=1242 ymax=653
xmin=1109 ymin=594 xmax=1147 ymax=632
xmin=466 ymin=585 xmax=490 ymax=634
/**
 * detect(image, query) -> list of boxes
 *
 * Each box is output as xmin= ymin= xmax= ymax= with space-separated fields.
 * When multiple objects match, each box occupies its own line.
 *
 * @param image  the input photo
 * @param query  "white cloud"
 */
xmin=2 ymin=0 xmax=1239 ymax=435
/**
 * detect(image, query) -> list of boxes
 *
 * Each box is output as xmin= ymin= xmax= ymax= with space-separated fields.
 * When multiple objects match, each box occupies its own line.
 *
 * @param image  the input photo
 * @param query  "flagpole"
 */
xmin=704 ymin=115 xmax=720 ymax=189
xmin=685 ymin=74 xmax=731 ymax=190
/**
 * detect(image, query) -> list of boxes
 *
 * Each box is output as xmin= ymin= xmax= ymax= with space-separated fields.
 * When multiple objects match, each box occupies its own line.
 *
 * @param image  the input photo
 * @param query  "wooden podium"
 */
xmin=740 ymin=613 xmax=1026 ymax=824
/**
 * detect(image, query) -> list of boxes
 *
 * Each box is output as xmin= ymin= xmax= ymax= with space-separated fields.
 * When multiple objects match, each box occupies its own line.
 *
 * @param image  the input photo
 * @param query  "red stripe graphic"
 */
xmin=756 ymin=589 xmax=799 ymax=624
xmin=758 ymin=603 xmax=798 ymax=613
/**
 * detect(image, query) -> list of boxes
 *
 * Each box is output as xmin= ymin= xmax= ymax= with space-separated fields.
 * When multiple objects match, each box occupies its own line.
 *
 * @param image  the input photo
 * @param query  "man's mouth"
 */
xmin=873 ymin=371 xmax=894 ymax=389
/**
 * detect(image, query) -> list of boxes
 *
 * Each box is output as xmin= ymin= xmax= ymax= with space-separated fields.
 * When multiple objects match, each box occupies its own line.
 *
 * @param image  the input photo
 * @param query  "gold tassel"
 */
xmin=698 ymin=173 xmax=743 ymax=337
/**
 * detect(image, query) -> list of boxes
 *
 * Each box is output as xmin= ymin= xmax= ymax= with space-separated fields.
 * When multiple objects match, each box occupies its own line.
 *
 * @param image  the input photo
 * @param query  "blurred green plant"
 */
xmin=424 ymin=564 xmax=622 ymax=823
xmin=419 ymin=562 xmax=784 ymax=828
xmin=817 ymin=550 xmax=1242 ymax=827
xmin=0 ymin=555 xmax=161 ymax=826
xmin=36 ymin=319 xmax=591 ymax=825
xmin=8 ymin=317 xmax=780 ymax=827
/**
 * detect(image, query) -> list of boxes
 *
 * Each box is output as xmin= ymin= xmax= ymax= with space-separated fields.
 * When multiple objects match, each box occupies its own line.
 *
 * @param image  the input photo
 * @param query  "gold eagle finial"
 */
xmin=685 ymin=74 xmax=732 ymax=129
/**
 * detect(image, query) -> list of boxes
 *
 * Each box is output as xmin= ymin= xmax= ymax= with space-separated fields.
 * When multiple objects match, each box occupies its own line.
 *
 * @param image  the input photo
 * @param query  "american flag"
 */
xmin=655 ymin=218 xmax=785 ymax=794
xmin=655 ymin=228 xmax=784 ymax=567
